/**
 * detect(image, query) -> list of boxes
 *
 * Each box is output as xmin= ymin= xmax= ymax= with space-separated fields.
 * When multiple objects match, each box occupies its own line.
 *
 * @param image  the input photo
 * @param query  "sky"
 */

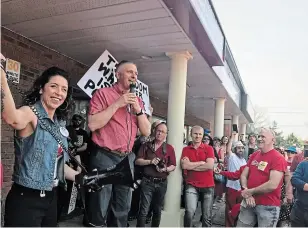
xmin=212 ymin=0 xmax=308 ymax=139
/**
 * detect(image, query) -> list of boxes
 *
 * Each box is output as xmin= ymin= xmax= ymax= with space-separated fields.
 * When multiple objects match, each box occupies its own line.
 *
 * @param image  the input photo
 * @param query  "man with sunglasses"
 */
xmin=224 ymin=132 xmax=247 ymax=227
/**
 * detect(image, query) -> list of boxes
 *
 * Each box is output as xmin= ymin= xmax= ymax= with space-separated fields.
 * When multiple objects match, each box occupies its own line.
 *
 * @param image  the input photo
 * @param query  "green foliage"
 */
xmin=246 ymin=107 xmax=304 ymax=148
xmin=270 ymin=121 xmax=303 ymax=148
xmin=284 ymin=133 xmax=304 ymax=148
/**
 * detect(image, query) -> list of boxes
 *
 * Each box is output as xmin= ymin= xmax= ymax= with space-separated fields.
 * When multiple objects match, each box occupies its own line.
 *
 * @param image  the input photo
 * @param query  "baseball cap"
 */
xmin=233 ymin=141 xmax=244 ymax=148
xmin=286 ymin=146 xmax=297 ymax=154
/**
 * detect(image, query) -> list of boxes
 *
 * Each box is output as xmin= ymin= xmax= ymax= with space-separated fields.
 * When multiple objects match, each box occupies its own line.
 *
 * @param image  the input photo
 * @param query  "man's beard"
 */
xmin=236 ymin=151 xmax=244 ymax=158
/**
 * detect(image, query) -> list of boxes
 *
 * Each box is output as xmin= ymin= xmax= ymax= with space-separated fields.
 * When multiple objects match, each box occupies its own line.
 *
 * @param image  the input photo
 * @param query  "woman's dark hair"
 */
xmin=204 ymin=134 xmax=220 ymax=162
xmin=221 ymin=136 xmax=228 ymax=143
xmin=23 ymin=67 xmax=73 ymax=120
xmin=203 ymin=134 xmax=214 ymax=147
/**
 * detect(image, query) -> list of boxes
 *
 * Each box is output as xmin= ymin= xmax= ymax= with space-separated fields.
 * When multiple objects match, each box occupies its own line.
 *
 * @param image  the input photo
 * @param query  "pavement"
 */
xmin=58 ymin=199 xmax=226 ymax=227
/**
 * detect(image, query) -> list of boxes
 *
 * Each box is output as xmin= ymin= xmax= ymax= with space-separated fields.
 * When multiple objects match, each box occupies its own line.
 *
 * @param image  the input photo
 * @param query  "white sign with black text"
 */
xmin=77 ymin=50 xmax=151 ymax=115
xmin=5 ymin=58 xmax=21 ymax=84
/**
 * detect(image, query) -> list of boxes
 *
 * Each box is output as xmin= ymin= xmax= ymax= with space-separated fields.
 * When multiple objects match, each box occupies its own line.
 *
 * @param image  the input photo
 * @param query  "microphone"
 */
xmin=129 ymin=82 xmax=136 ymax=93
xmin=127 ymin=83 xmax=136 ymax=113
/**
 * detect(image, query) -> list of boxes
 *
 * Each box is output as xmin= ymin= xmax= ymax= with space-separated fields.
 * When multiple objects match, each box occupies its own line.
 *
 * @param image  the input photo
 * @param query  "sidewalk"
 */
xmin=58 ymin=200 xmax=226 ymax=227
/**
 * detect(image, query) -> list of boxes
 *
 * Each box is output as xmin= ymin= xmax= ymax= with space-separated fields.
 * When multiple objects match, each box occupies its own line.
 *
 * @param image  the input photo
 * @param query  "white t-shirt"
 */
xmin=226 ymin=153 xmax=246 ymax=191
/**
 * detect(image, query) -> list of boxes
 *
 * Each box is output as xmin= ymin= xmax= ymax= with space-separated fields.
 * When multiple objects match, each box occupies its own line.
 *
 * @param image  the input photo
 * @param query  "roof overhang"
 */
xmin=1 ymin=0 xmax=250 ymax=125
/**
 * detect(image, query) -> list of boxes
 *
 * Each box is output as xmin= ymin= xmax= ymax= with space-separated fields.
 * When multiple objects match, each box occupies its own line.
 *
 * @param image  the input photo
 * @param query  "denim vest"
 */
xmin=12 ymin=101 xmax=69 ymax=191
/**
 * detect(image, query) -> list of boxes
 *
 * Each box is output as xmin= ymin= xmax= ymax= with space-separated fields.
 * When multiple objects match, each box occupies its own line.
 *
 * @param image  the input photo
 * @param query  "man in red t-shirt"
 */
xmin=237 ymin=128 xmax=286 ymax=227
xmin=181 ymin=126 xmax=215 ymax=227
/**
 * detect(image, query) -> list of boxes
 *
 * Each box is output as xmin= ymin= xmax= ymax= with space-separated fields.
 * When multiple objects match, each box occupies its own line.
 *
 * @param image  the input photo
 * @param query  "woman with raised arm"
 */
xmin=1 ymin=53 xmax=80 ymax=227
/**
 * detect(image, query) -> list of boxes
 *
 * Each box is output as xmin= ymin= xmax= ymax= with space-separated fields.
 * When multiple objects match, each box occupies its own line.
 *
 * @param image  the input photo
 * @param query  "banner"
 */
xmin=77 ymin=50 xmax=151 ymax=115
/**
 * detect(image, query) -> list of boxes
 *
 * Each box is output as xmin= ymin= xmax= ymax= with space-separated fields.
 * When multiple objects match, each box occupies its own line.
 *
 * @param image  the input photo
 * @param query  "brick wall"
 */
xmin=1 ymin=27 xmax=210 ymax=199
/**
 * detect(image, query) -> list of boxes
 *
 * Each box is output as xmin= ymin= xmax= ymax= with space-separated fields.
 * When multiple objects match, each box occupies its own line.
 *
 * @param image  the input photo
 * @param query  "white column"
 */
xmin=232 ymin=115 xmax=239 ymax=141
xmin=240 ymin=123 xmax=247 ymax=140
xmin=160 ymin=51 xmax=192 ymax=227
xmin=214 ymin=98 xmax=225 ymax=138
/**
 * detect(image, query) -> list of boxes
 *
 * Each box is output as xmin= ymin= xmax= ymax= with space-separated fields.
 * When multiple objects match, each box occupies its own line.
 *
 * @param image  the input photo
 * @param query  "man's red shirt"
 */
xmin=89 ymin=83 xmax=143 ymax=152
xmin=247 ymin=149 xmax=286 ymax=206
xmin=136 ymin=142 xmax=176 ymax=178
xmin=181 ymin=143 xmax=215 ymax=188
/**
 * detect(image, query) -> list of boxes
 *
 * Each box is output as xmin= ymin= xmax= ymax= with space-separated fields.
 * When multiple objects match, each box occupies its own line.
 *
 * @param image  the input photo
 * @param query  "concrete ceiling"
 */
xmin=1 ymin=0 xmax=246 ymax=124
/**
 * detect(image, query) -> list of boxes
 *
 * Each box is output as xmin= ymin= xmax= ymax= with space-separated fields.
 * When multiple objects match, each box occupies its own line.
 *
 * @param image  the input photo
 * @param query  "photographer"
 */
xmin=135 ymin=122 xmax=176 ymax=227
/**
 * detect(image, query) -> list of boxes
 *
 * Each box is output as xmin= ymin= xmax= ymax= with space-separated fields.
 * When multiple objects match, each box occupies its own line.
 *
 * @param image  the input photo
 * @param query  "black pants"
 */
xmin=136 ymin=177 xmax=167 ymax=227
xmin=290 ymin=202 xmax=308 ymax=227
xmin=4 ymin=183 xmax=58 ymax=227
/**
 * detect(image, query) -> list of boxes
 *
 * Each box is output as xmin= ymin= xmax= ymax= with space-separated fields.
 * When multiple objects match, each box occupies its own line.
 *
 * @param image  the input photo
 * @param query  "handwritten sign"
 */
xmin=77 ymin=50 xmax=151 ymax=115
xmin=5 ymin=58 xmax=21 ymax=83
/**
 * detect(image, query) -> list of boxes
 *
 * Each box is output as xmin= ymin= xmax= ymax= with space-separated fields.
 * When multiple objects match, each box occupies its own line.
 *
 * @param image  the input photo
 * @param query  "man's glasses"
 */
xmin=156 ymin=130 xmax=167 ymax=134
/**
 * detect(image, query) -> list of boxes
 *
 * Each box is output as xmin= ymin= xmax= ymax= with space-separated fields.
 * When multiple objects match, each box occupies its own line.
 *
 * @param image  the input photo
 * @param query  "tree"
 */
xmin=284 ymin=133 xmax=303 ymax=148
xmin=247 ymin=106 xmax=271 ymax=134
xmin=270 ymin=121 xmax=286 ymax=147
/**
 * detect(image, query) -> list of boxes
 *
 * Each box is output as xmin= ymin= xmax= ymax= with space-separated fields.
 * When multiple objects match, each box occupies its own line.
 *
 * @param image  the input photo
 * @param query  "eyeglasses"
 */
xmin=156 ymin=130 xmax=167 ymax=134
xmin=237 ymin=146 xmax=245 ymax=150
xmin=203 ymin=138 xmax=210 ymax=141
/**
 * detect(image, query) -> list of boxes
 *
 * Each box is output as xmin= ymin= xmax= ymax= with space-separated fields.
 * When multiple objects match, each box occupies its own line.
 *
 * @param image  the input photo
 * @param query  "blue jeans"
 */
xmin=236 ymin=204 xmax=280 ymax=227
xmin=184 ymin=184 xmax=214 ymax=227
xmin=290 ymin=201 xmax=308 ymax=227
xmin=86 ymin=148 xmax=135 ymax=227
xmin=137 ymin=177 xmax=167 ymax=227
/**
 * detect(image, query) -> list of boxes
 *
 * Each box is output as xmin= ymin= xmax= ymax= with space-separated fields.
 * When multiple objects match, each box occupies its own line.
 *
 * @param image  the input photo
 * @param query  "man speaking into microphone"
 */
xmin=86 ymin=60 xmax=151 ymax=227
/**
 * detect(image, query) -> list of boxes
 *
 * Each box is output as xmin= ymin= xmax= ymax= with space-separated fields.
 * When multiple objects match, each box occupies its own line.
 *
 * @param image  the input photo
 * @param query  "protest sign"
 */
xmin=77 ymin=50 xmax=151 ymax=115
xmin=5 ymin=58 xmax=21 ymax=83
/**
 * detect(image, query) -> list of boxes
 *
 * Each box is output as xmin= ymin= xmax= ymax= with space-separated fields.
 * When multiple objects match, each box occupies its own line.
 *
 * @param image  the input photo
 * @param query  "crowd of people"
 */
xmin=1 ymin=52 xmax=308 ymax=227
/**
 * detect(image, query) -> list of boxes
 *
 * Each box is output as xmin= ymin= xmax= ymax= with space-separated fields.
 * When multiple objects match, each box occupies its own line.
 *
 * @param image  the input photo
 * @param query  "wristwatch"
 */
xmin=136 ymin=109 xmax=144 ymax=116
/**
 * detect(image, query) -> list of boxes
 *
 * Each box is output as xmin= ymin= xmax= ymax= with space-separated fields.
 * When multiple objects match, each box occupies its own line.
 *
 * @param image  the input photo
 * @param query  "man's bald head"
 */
xmin=260 ymin=128 xmax=275 ymax=138
xmin=116 ymin=60 xmax=136 ymax=74
xmin=258 ymin=127 xmax=276 ymax=152
xmin=190 ymin=126 xmax=204 ymax=145
xmin=191 ymin=126 xmax=204 ymax=135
